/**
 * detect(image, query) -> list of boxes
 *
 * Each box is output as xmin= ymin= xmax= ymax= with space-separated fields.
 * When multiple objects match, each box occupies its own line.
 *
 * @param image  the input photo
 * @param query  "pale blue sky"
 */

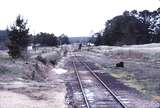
xmin=0 ymin=0 xmax=159 ymax=37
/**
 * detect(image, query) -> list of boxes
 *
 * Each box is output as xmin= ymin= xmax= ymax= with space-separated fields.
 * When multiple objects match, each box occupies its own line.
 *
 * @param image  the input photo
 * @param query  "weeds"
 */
xmin=0 ymin=66 xmax=11 ymax=74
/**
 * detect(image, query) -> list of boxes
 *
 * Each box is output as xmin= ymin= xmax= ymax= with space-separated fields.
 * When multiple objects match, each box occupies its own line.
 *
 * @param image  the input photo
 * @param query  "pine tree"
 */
xmin=7 ymin=15 xmax=30 ymax=58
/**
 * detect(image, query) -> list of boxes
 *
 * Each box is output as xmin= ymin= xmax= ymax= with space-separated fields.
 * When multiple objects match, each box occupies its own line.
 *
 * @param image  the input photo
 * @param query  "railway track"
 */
xmin=72 ymin=55 xmax=128 ymax=108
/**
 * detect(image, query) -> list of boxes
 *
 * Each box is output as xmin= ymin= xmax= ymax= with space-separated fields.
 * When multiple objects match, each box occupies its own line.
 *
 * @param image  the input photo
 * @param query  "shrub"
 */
xmin=36 ymin=55 xmax=47 ymax=65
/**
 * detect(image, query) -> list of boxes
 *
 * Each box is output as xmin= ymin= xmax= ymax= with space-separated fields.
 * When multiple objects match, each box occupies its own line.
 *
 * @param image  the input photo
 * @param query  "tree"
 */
xmin=7 ymin=15 xmax=30 ymax=58
xmin=103 ymin=15 xmax=150 ymax=45
xmin=88 ymin=35 xmax=96 ymax=44
xmin=101 ymin=9 xmax=160 ymax=45
xmin=139 ymin=10 xmax=151 ymax=26
xmin=94 ymin=32 xmax=103 ymax=46
xmin=34 ymin=32 xmax=58 ymax=46
xmin=58 ymin=34 xmax=70 ymax=45
xmin=131 ymin=10 xmax=138 ymax=15
xmin=123 ymin=10 xmax=130 ymax=16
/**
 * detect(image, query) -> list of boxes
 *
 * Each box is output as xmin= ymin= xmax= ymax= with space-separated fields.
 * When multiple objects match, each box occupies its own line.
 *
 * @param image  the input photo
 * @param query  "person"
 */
xmin=78 ymin=43 xmax=82 ymax=50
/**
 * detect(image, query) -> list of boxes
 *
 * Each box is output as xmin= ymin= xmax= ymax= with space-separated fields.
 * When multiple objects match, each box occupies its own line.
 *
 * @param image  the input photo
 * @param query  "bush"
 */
xmin=36 ymin=55 xmax=47 ymax=65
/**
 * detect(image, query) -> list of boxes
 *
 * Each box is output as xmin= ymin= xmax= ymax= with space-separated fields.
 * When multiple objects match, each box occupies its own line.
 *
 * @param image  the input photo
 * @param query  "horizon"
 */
xmin=0 ymin=0 xmax=160 ymax=37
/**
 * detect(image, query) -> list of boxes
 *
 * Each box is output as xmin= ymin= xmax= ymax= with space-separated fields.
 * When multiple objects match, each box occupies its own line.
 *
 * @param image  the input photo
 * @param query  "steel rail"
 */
xmin=72 ymin=59 xmax=91 ymax=108
xmin=75 ymin=55 xmax=128 ymax=108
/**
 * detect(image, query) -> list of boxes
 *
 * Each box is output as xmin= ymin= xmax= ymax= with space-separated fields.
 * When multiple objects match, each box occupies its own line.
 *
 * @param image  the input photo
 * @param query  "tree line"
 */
xmin=32 ymin=33 xmax=70 ymax=47
xmin=93 ymin=8 xmax=160 ymax=46
xmin=6 ymin=8 xmax=160 ymax=58
xmin=7 ymin=15 xmax=70 ymax=58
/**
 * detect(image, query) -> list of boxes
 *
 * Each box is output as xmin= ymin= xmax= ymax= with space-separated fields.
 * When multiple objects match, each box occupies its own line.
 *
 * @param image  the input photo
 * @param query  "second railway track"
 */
xmin=72 ymin=55 xmax=128 ymax=108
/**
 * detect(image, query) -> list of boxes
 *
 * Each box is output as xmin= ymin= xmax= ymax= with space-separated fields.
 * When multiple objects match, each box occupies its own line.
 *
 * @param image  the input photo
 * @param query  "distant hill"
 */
xmin=69 ymin=37 xmax=90 ymax=43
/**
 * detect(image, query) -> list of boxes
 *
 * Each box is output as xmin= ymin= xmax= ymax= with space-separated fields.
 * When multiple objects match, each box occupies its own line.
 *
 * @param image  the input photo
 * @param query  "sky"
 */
xmin=0 ymin=0 xmax=160 ymax=37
